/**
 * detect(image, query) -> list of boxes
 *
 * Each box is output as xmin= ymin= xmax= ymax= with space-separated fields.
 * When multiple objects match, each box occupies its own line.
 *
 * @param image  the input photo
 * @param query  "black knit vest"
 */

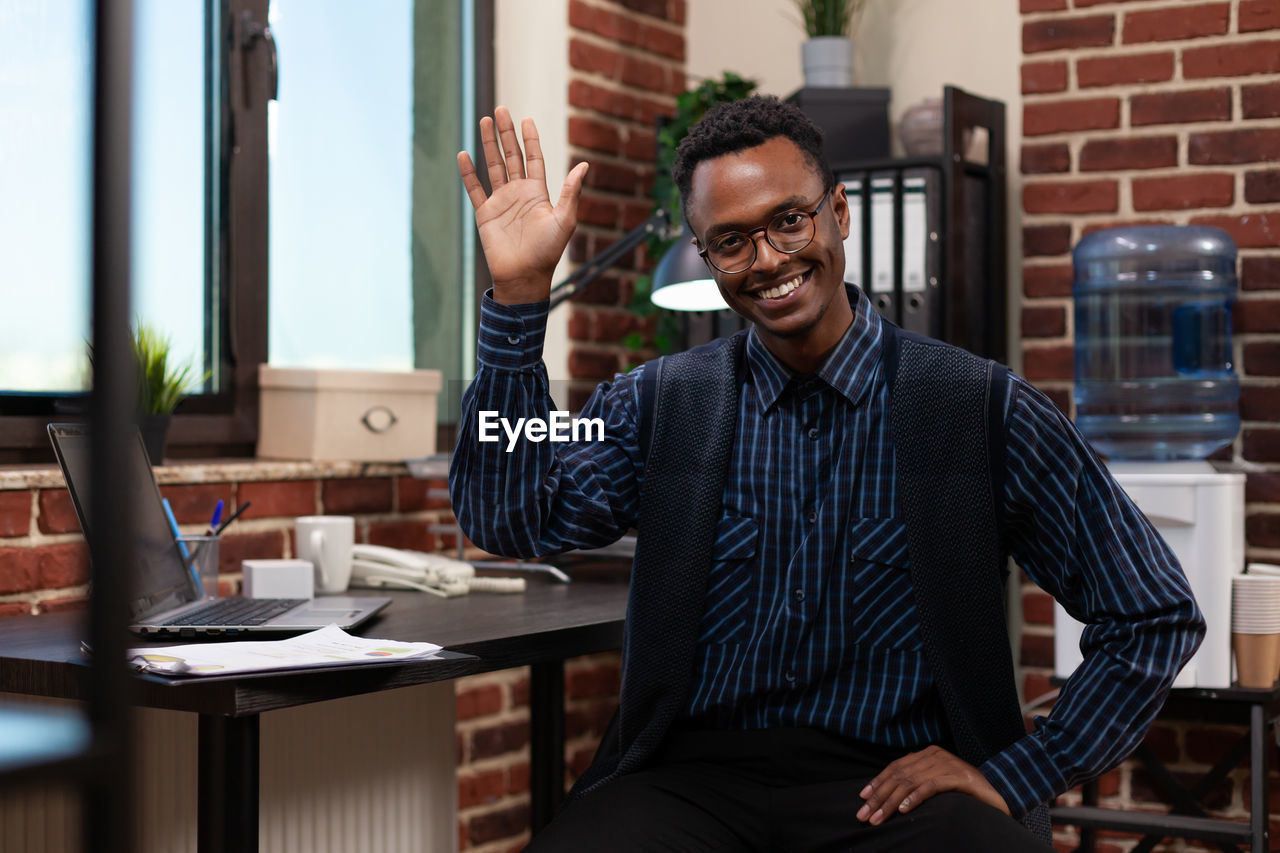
xmin=570 ymin=323 xmax=1051 ymax=842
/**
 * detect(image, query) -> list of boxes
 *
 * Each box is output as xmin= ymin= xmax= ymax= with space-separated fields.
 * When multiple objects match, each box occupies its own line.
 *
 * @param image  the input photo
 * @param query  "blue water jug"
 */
xmin=1072 ymin=225 xmax=1240 ymax=460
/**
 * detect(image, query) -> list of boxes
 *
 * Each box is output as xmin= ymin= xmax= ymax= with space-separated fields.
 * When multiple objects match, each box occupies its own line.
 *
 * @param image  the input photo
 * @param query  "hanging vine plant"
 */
xmin=623 ymin=71 xmax=758 ymax=357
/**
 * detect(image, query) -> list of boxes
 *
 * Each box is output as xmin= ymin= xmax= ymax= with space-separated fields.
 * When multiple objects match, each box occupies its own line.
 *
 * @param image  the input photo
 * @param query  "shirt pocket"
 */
xmin=697 ymin=513 xmax=759 ymax=646
xmin=848 ymin=516 xmax=922 ymax=650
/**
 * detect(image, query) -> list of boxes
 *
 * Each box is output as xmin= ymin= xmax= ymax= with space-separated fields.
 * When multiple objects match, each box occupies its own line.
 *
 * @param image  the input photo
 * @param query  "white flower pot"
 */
xmin=802 ymin=36 xmax=854 ymax=88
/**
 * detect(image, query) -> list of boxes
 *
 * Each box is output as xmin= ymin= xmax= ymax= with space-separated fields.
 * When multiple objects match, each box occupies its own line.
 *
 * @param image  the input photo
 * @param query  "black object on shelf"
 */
xmin=787 ymin=86 xmax=892 ymax=166
xmin=549 ymin=212 xmax=669 ymax=310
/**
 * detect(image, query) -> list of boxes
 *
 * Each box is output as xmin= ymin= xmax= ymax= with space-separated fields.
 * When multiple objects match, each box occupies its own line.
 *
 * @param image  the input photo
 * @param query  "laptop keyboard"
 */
xmin=159 ymin=597 xmax=300 ymax=627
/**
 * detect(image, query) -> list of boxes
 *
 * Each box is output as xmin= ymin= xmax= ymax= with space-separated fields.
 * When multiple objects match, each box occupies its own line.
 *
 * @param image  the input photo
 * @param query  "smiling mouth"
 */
xmin=754 ymin=271 xmax=808 ymax=301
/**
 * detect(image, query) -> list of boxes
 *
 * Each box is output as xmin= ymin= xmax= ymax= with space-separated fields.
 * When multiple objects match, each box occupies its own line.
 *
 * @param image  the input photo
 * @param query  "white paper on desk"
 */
xmin=127 ymin=624 xmax=443 ymax=677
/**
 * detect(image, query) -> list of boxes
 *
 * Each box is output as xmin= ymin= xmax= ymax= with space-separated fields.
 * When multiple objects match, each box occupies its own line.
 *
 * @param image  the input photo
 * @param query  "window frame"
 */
xmin=0 ymin=0 xmax=262 ymax=463
xmin=0 ymin=0 xmax=493 ymax=464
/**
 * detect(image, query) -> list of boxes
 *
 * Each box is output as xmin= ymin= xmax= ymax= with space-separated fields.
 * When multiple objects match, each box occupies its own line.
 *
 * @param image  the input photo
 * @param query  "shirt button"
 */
xmin=507 ymin=334 xmax=522 ymax=345
xmin=807 ymin=427 xmax=820 ymax=440
xmin=806 ymin=507 xmax=817 ymax=523
xmin=784 ymin=668 xmax=797 ymax=683
xmin=793 ymin=588 xmax=805 ymax=603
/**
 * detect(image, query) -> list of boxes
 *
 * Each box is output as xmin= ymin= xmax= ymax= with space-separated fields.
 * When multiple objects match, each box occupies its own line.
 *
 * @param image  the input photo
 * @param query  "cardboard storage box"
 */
xmin=258 ymin=366 xmax=442 ymax=461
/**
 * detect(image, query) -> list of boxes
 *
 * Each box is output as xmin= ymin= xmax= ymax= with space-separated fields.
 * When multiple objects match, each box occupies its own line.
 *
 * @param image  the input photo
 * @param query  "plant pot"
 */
xmin=802 ymin=36 xmax=854 ymax=88
xmin=137 ymin=414 xmax=171 ymax=464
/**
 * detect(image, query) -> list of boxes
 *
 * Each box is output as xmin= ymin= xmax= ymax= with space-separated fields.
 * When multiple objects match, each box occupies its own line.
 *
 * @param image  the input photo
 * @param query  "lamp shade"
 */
xmin=650 ymin=239 xmax=727 ymax=311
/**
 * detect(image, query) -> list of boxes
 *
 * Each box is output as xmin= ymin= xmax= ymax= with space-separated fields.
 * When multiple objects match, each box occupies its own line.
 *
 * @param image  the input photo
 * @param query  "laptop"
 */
xmin=48 ymin=423 xmax=391 ymax=638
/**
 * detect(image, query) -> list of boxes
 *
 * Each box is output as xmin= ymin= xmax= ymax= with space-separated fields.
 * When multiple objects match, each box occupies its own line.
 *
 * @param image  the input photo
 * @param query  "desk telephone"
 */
xmin=350 ymin=544 xmax=526 ymax=597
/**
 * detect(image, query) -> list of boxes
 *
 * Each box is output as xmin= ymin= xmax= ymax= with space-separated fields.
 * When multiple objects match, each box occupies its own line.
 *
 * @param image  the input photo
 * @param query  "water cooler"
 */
xmin=1052 ymin=226 xmax=1244 ymax=689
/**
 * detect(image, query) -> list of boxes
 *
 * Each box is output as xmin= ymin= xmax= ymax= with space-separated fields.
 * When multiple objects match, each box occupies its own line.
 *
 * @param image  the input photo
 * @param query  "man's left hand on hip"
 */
xmin=856 ymin=744 xmax=1011 ymax=825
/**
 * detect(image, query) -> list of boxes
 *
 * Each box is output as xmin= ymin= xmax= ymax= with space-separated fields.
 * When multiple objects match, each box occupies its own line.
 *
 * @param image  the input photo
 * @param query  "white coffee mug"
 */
xmin=296 ymin=516 xmax=355 ymax=594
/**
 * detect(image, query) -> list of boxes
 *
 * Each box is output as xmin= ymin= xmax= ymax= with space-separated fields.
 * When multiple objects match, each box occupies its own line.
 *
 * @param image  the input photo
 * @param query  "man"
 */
xmin=450 ymin=97 xmax=1203 ymax=852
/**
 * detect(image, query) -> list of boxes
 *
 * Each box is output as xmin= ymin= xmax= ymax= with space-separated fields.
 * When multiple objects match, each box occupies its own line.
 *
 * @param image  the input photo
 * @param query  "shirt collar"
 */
xmin=745 ymin=284 xmax=883 ymax=412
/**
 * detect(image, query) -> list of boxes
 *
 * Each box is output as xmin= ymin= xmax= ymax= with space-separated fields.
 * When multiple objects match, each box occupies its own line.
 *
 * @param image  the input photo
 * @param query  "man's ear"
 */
xmin=832 ymin=183 xmax=851 ymax=241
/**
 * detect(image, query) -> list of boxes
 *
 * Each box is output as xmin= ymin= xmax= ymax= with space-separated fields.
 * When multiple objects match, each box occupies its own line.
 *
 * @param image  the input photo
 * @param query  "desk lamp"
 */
xmin=548 ymin=212 xmax=727 ymax=312
xmin=649 ymin=231 xmax=726 ymax=312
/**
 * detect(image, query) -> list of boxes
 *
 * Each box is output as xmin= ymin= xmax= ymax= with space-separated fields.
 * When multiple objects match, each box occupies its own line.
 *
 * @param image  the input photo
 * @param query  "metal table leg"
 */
xmin=530 ymin=661 xmax=566 ymax=833
xmin=1250 ymin=704 xmax=1269 ymax=853
xmin=1081 ymin=778 xmax=1098 ymax=853
xmin=198 ymin=714 xmax=259 ymax=853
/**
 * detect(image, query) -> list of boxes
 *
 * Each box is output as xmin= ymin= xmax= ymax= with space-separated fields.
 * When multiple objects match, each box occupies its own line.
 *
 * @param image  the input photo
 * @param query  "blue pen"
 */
xmin=207 ymin=499 xmax=224 ymax=535
xmin=162 ymin=497 xmax=205 ymax=596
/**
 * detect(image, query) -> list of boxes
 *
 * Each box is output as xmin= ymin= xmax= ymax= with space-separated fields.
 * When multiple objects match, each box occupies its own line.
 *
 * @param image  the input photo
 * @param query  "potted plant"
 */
xmin=91 ymin=323 xmax=206 ymax=462
xmin=133 ymin=323 xmax=207 ymax=462
xmin=794 ymin=0 xmax=870 ymax=87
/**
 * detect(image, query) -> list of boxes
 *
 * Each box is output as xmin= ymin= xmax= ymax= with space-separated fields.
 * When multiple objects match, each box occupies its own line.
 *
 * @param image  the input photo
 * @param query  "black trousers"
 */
xmin=525 ymin=728 xmax=1053 ymax=853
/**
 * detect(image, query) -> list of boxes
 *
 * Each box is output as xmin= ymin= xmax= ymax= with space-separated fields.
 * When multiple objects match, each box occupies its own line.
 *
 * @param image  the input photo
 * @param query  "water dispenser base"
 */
xmin=1053 ymin=462 xmax=1243 ymax=689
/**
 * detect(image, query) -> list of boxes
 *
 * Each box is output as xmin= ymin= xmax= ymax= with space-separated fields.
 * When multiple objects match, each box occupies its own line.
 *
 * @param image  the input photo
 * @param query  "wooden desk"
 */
xmin=0 ymin=577 xmax=630 ymax=853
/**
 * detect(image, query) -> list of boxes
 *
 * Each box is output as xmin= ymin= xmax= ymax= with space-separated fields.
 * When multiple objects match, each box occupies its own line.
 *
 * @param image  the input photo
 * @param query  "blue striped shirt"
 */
xmin=450 ymin=286 xmax=1204 ymax=818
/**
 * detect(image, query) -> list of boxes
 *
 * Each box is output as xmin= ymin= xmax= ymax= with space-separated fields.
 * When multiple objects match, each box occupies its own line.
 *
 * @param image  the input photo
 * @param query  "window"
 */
xmin=0 ymin=1 xmax=95 ymax=396
xmin=0 ymin=0 xmax=233 ymax=460
xmin=265 ymin=0 xmax=479 ymax=396
xmin=0 ymin=0 xmax=490 ymax=462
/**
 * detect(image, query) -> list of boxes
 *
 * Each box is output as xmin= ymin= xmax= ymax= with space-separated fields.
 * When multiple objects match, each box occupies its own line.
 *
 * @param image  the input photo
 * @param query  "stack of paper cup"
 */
xmin=1232 ymin=573 xmax=1280 ymax=688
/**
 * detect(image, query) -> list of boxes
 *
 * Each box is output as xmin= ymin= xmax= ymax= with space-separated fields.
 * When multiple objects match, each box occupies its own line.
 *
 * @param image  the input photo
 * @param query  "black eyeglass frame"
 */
xmin=693 ymin=189 xmax=834 ymax=275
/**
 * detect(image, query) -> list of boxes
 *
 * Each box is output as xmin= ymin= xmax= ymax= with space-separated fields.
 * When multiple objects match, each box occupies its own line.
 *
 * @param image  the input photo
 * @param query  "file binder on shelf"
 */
xmin=833 ymin=86 xmax=1008 ymax=364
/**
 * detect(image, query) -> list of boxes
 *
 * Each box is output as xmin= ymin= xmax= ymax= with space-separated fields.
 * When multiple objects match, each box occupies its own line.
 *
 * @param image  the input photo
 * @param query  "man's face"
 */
xmin=684 ymin=136 xmax=851 ymax=361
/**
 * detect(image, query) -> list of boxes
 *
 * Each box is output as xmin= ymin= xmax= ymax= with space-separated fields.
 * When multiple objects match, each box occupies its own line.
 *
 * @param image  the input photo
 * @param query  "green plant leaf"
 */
xmin=127 ymin=321 xmax=208 ymax=415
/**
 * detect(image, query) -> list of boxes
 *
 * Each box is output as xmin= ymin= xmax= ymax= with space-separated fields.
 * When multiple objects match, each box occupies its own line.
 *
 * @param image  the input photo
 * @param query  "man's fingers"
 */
xmin=857 ymin=749 xmax=943 ymax=824
xmin=857 ymin=746 xmax=1007 ymax=826
xmin=495 ymin=106 xmax=526 ymax=182
xmin=860 ymin=775 xmax=920 ymax=825
xmin=861 ymin=776 xmax=945 ymax=825
xmin=555 ymin=162 xmax=589 ymax=231
xmin=457 ymin=152 xmax=488 ymax=212
xmin=522 ymin=118 xmax=546 ymax=184
xmin=897 ymin=778 xmax=940 ymax=813
xmin=479 ymin=115 xmax=507 ymax=190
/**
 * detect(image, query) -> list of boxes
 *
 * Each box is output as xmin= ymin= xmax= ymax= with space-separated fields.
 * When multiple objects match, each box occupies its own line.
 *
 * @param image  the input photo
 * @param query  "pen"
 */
xmin=162 ymin=497 xmax=205 ymax=597
xmin=215 ymin=500 xmax=251 ymax=535
xmin=206 ymin=499 xmax=224 ymax=536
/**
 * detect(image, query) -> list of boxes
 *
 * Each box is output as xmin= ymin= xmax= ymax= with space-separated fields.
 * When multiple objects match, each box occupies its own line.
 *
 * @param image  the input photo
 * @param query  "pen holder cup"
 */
xmin=178 ymin=534 xmax=221 ymax=599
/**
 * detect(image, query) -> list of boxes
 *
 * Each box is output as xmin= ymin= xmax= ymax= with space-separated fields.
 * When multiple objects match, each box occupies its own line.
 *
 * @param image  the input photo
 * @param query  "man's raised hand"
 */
xmin=458 ymin=107 xmax=588 ymax=306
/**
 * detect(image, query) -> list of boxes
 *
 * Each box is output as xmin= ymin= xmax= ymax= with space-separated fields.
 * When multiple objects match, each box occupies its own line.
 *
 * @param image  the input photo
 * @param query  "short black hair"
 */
xmin=672 ymin=96 xmax=831 ymax=213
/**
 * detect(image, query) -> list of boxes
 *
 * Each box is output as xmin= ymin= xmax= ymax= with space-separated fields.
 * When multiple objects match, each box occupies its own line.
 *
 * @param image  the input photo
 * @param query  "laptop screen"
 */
xmin=48 ymin=424 xmax=196 ymax=619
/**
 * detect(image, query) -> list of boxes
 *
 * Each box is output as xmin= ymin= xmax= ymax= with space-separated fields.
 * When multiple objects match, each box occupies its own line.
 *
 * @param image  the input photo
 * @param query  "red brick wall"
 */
xmin=0 ymin=473 xmax=461 ymax=612
xmin=456 ymin=652 xmax=621 ymax=852
xmin=1020 ymin=1 xmax=1280 ymax=848
xmin=0 ymin=470 xmax=467 ymax=600
xmin=564 ymin=0 xmax=687 ymax=410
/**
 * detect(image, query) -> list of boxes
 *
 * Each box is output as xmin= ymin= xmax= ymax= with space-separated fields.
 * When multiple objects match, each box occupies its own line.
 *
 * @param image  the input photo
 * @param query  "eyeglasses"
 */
xmin=695 ymin=191 xmax=833 ymax=274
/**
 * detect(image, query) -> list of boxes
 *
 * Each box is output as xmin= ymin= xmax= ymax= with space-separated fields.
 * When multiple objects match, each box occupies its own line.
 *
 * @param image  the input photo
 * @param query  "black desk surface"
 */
xmin=0 ymin=576 xmax=630 ymax=718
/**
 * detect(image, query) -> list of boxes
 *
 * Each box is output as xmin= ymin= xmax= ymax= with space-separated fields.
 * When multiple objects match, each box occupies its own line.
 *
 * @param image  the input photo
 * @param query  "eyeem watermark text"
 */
xmin=477 ymin=411 xmax=605 ymax=452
